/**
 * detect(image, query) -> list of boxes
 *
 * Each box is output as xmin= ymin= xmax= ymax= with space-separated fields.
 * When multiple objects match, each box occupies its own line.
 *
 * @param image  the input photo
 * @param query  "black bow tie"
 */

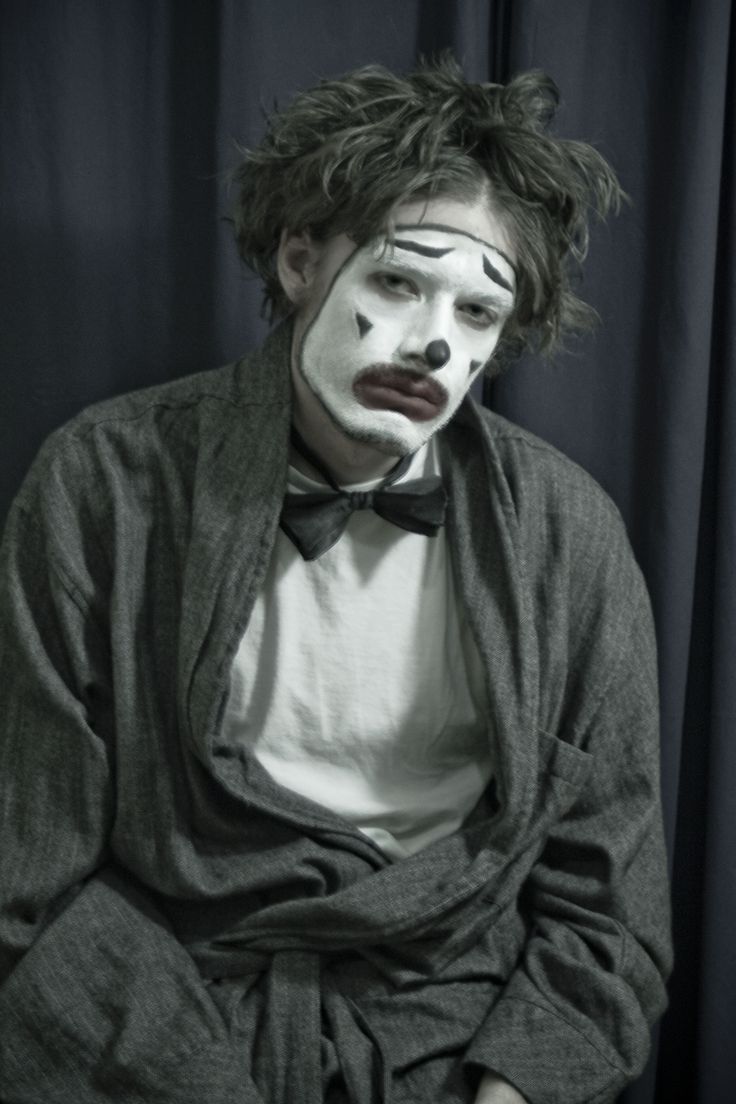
xmin=280 ymin=428 xmax=448 ymax=561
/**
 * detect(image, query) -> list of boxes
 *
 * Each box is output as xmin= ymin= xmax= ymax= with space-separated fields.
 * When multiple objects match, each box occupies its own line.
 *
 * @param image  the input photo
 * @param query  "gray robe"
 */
xmin=0 ymin=321 xmax=672 ymax=1103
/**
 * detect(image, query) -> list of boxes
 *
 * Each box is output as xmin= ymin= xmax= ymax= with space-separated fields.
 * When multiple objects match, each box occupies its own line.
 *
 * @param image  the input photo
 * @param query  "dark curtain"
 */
xmin=1 ymin=2 xmax=734 ymax=1101
xmin=487 ymin=4 xmax=736 ymax=1102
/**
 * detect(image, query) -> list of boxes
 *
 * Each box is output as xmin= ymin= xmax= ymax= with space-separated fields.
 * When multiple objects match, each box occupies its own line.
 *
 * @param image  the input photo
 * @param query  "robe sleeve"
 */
xmin=0 ymin=441 xmax=115 ymax=985
xmin=0 ymin=440 xmax=253 ymax=1102
xmin=464 ymin=508 xmax=673 ymax=1104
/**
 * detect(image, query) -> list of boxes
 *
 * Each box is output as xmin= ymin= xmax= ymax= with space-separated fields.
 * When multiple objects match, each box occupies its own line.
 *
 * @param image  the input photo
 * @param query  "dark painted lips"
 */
xmin=353 ymin=366 xmax=447 ymax=422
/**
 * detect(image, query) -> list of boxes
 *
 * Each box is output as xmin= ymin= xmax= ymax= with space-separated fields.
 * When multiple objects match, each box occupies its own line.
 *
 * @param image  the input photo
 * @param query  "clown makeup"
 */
xmin=293 ymin=199 xmax=516 ymax=460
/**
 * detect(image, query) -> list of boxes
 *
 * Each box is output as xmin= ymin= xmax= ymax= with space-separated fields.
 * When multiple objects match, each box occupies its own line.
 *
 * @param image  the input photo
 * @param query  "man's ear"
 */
xmin=277 ymin=228 xmax=322 ymax=307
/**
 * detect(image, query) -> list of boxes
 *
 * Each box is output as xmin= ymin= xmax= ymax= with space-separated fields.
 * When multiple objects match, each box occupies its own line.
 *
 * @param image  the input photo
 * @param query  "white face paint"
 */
xmin=295 ymin=199 xmax=516 ymax=457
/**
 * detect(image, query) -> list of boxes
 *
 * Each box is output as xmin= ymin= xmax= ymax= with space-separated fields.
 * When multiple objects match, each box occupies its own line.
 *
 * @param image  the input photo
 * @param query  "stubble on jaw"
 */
xmin=290 ymin=350 xmax=412 ymax=480
xmin=302 ymin=368 xmax=422 ymax=458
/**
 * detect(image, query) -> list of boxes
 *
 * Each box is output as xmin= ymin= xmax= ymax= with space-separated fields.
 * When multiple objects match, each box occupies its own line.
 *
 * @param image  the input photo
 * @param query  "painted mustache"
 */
xmin=352 ymin=365 xmax=448 ymax=422
xmin=353 ymin=368 xmax=450 ymax=423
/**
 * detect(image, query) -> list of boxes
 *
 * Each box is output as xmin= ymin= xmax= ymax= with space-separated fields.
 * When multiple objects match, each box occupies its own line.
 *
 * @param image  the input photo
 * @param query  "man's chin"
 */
xmin=333 ymin=407 xmax=439 ymax=456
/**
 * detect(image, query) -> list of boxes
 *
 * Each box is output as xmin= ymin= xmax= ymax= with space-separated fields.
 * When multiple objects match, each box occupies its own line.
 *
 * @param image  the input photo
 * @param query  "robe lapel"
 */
xmin=178 ymin=321 xmax=293 ymax=763
xmin=442 ymin=399 xmax=541 ymax=852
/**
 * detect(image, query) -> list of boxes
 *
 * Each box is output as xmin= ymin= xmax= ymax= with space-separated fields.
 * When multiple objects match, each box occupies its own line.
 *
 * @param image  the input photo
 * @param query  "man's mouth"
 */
xmin=352 ymin=366 xmax=448 ymax=422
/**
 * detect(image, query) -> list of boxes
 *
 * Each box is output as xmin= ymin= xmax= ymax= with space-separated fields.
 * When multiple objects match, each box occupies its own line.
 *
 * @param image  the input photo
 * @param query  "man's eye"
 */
xmin=374 ymin=273 xmax=417 ymax=296
xmin=459 ymin=304 xmax=498 ymax=328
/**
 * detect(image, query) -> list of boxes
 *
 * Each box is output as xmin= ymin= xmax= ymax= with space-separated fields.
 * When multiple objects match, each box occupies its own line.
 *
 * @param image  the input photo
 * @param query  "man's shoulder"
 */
xmin=453 ymin=404 xmax=652 ymax=641
xmin=452 ymin=399 xmax=641 ymax=592
xmin=28 ymin=324 xmax=292 ymax=483
xmin=54 ymin=336 xmax=288 ymax=442
xmin=465 ymin=401 xmax=621 ymax=522
xmin=60 ymin=360 xmax=245 ymax=435
xmin=19 ymin=362 xmax=239 ymax=508
xmin=7 ymin=326 xmax=293 ymax=542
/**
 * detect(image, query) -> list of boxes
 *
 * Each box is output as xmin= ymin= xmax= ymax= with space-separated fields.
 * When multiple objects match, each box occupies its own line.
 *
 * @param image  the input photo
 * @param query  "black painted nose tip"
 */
xmin=425 ymin=339 xmax=451 ymax=370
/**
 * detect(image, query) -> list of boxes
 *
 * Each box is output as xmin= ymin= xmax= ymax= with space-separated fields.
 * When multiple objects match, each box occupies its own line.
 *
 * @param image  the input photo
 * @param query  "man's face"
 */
xmin=290 ymin=196 xmax=516 ymax=457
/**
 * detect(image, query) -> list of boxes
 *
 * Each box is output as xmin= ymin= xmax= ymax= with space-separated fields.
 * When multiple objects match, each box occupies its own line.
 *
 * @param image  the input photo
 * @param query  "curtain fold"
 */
xmin=2 ymin=2 xmax=734 ymax=1100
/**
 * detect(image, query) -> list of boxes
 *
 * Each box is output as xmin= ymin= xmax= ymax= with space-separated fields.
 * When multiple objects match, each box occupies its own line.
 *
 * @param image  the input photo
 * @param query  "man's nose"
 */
xmin=424 ymin=339 xmax=451 ymax=369
xmin=399 ymin=331 xmax=452 ymax=371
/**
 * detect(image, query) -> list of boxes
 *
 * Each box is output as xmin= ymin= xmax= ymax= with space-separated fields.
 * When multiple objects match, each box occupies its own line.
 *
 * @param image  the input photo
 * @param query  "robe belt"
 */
xmin=182 ymin=837 xmax=532 ymax=1102
xmin=199 ymin=945 xmax=391 ymax=1104
xmin=256 ymin=950 xmax=323 ymax=1104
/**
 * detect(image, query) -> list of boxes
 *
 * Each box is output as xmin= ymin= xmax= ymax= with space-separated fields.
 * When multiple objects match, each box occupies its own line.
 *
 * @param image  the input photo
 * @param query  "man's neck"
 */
xmin=291 ymin=412 xmax=399 ymax=486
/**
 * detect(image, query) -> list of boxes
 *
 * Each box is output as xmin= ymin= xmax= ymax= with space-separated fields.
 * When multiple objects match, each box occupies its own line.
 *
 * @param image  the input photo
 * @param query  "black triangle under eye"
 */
xmin=356 ymin=312 xmax=373 ymax=338
xmin=470 ymin=360 xmax=481 ymax=373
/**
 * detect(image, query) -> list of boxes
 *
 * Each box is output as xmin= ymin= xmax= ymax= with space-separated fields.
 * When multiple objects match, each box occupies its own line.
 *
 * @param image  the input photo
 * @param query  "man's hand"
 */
xmin=474 ymin=1070 xmax=529 ymax=1104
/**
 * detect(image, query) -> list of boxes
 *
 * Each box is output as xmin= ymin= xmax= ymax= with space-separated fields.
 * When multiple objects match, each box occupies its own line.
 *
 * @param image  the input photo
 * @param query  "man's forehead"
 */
xmin=368 ymin=221 xmax=516 ymax=294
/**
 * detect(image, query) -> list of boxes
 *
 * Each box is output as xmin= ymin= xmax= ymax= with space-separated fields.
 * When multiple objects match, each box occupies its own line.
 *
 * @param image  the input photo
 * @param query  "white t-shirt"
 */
xmin=221 ymin=438 xmax=492 ymax=859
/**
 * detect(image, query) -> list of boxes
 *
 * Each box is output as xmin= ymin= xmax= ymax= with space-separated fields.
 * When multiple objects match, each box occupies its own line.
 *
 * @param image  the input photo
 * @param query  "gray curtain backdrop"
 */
xmin=1 ymin=1 xmax=734 ymax=1100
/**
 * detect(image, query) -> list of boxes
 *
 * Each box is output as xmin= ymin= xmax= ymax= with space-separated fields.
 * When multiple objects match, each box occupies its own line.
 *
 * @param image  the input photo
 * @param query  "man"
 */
xmin=0 ymin=57 xmax=671 ymax=1103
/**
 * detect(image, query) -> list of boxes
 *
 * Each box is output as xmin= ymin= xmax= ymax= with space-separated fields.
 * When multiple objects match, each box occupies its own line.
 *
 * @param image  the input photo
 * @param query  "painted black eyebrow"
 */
xmin=483 ymin=253 xmax=514 ymax=294
xmin=394 ymin=222 xmax=517 ymax=278
xmin=393 ymin=239 xmax=455 ymax=259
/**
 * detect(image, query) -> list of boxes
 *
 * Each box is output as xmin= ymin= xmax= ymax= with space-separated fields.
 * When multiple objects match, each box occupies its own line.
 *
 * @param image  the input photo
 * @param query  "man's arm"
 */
xmin=464 ymin=547 xmax=672 ymax=1104
xmin=0 ymin=463 xmax=114 ymax=986
xmin=0 ymin=445 xmax=247 ymax=1101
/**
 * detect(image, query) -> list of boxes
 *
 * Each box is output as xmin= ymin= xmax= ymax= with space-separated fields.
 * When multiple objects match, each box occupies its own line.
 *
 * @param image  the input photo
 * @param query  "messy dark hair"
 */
xmin=232 ymin=54 xmax=623 ymax=367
